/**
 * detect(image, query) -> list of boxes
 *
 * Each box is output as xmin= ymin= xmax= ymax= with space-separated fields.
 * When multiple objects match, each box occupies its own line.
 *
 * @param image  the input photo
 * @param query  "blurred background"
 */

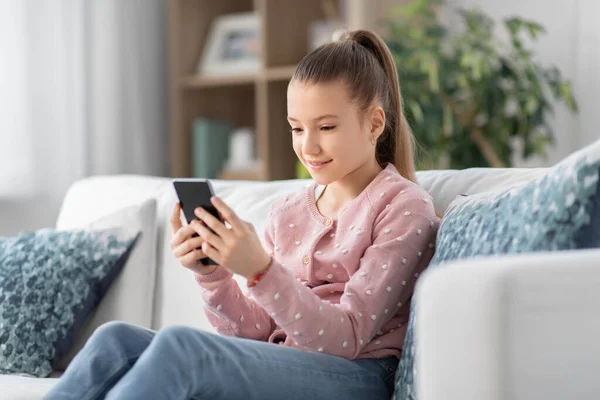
xmin=0 ymin=0 xmax=598 ymax=236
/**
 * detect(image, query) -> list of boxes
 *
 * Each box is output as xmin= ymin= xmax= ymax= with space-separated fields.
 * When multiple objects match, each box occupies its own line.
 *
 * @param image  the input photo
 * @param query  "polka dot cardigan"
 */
xmin=196 ymin=164 xmax=439 ymax=360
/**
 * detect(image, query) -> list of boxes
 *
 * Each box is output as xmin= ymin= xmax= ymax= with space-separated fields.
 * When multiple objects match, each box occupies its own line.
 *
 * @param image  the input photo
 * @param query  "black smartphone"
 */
xmin=172 ymin=179 xmax=222 ymax=266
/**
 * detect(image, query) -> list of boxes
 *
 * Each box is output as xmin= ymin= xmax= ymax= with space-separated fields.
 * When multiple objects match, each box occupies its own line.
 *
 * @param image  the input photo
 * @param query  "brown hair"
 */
xmin=292 ymin=29 xmax=417 ymax=183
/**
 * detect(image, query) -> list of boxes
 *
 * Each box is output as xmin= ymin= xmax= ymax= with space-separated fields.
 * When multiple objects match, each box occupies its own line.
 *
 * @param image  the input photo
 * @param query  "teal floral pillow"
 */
xmin=394 ymin=139 xmax=600 ymax=400
xmin=0 ymin=228 xmax=138 ymax=377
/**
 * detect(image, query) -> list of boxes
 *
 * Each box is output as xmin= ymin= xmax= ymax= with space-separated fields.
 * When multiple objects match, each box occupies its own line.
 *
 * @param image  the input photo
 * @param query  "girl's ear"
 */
xmin=369 ymin=105 xmax=386 ymax=140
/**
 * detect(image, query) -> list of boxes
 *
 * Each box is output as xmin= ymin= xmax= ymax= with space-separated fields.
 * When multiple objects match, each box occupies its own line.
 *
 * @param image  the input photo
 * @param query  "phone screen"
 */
xmin=172 ymin=179 xmax=221 ymax=266
xmin=173 ymin=180 xmax=221 ymax=224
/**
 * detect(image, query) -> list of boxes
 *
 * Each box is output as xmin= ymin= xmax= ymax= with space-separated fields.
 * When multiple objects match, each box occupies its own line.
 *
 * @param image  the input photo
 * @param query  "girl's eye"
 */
xmin=321 ymin=126 xmax=336 ymax=131
xmin=290 ymin=128 xmax=302 ymax=134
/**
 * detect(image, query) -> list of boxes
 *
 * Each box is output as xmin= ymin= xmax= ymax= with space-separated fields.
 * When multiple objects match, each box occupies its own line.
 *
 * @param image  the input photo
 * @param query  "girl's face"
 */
xmin=287 ymin=79 xmax=383 ymax=185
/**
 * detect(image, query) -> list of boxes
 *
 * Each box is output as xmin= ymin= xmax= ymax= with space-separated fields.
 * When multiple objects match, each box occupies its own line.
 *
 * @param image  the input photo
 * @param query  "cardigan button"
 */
xmin=325 ymin=218 xmax=332 ymax=226
xmin=302 ymin=255 xmax=310 ymax=265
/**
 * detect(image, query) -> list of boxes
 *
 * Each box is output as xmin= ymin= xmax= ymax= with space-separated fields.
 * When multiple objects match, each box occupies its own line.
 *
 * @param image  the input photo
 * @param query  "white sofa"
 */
xmin=1 ymin=167 xmax=599 ymax=400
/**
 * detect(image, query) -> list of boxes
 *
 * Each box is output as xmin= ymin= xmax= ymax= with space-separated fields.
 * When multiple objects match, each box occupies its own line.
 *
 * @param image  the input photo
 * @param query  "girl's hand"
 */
xmin=193 ymin=196 xmax=271 ymax=279
xmin=169 ymin=203 xmax=218 ymax=276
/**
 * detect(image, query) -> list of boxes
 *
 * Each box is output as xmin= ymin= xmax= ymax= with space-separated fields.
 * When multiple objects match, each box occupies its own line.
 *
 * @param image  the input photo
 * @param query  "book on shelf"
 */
xmin=191 ymin=118 xmax=233 ymax=179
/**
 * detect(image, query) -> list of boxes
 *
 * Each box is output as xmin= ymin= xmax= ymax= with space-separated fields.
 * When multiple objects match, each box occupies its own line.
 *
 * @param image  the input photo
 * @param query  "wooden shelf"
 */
xmin=181 ymin=74 xmax=256 ymax=89
xmin=264 ymin=65 xmax=297 ymax=81
xmin=168 ymin=0 xmax=338 ymax=180
xmin=180 ymin=65 xmax=297 ymax=89
xmin=217 ymin=168 xmax=264 ymax=181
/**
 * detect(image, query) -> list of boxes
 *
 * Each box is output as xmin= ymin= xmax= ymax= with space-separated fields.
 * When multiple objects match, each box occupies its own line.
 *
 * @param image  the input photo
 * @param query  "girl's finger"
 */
xmin=194 ymin=207 xmax=230 ymax=239
xmin=201 ymin=241 xmax=221 ymax=265
xmin=170 ymin=203 xmax=183 ymax=234
xmin=211 ymin=197 xmax=245 ymax=234
xmin=180 ymin=248 xmax=207 ymax=266
xmin=190 ymin=220 xmax=226 ymax=252
xmin=173 ymin=236 xmax=205 ymax=258
xmin=170 ymin=224 xmax=195 ymax=249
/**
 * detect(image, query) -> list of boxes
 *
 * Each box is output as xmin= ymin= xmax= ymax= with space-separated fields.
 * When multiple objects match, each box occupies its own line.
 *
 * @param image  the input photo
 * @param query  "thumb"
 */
xmin=170 ymin=203 xmax=183 ymax=233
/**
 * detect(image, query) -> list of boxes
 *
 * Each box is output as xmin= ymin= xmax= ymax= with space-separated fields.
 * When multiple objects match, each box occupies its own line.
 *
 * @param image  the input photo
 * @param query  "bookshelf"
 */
xmin=168 ymin=0 xmax=339 ymax=180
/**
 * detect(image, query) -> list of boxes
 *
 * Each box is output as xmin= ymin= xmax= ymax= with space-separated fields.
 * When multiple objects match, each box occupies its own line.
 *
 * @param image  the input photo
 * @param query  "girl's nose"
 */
xmin=302 ymin=131 xmax=320 ymax=155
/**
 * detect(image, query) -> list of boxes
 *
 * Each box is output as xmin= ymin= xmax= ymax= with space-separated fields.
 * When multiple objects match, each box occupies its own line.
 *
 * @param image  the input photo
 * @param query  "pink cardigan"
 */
xmin=196 ymin=164 xmax=439 ymax=360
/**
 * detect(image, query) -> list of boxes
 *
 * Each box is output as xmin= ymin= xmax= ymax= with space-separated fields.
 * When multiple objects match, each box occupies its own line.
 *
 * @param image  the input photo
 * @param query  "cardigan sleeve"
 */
xmin=248 ymin=194 xmax=437 ymax=358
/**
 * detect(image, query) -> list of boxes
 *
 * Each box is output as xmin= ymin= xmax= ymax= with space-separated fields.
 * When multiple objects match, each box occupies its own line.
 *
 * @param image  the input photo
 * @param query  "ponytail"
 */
xmin=293 ymin=29 xmax=417 ymax=184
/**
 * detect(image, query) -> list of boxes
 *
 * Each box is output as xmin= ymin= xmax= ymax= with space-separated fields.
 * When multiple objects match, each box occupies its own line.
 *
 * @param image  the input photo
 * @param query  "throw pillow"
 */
xmin=394 ymin=139 xmax=600 ymax=400
xmin=55 ymin=198 xmax=157 ymax=370
xmin=0 ymin=226 xmax=139 ymax=377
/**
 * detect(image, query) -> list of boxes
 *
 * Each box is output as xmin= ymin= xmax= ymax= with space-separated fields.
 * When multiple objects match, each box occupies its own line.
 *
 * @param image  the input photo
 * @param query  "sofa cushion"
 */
xmin=55 ymin=176 xmax=163 ymax=352
xmin=0 ymin=373 xmax=60 ymax=400
xmin=54 ymin=198 xmax=157 ymax=370
xmin=0 ymin=225 xmax=138 ymax=377
xmin=394 ymin=139 xmax=600 ymax=400
xmin=416 ymin=168 xmax=547 ymax=215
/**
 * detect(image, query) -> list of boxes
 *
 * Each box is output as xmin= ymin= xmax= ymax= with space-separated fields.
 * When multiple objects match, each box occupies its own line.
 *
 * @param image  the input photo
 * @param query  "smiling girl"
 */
xmin=46 ymin=29 xmax=439 ymax=400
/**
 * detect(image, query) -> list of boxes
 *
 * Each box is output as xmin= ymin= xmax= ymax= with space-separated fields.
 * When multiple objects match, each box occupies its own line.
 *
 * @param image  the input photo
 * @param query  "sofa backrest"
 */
xmin=56 ymin=167 xmax=549 ymax=332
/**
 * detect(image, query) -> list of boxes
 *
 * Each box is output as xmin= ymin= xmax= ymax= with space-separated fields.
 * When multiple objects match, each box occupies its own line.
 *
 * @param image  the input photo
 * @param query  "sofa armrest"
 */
xmin=415 ymin=249 xmax=600 ymax=400
xmin=56 ymin=175 xmax=168 ymax=229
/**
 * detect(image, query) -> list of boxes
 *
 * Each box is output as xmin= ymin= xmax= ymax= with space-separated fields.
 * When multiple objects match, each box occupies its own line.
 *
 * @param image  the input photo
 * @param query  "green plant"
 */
xmin=385 ymin=0 xmax=577 ymax=169
xmin=297 ymin=159 xmax=312 ymax=179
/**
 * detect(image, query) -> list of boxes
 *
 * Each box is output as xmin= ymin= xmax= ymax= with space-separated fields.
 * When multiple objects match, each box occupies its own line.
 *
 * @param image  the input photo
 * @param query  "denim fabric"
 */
xmin=44 ymin=322 xmax=398 ymax=400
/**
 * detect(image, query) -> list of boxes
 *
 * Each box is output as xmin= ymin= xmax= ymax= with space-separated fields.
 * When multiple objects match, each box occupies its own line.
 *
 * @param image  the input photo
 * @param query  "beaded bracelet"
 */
xmin=247 ymin=257 xmax=273 ymax=287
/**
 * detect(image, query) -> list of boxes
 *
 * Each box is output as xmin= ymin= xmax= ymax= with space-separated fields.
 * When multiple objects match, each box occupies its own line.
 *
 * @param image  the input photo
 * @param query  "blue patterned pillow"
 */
xmin=0 ymin=228 xmax=138 ymax=377
xmin=394 ymin=139 xmax=600 ymax=400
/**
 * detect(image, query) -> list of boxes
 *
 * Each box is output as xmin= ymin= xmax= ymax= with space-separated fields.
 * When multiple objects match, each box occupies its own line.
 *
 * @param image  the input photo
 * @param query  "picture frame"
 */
xmin=197 ymin=12 xmax=261 ymax=76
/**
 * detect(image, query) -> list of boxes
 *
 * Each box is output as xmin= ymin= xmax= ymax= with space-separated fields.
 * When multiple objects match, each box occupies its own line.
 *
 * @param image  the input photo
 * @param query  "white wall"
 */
xmin=447 ymin=0 xmax=600 ymax=166
xmin=572 ymin=1 xmax=600 ymax=152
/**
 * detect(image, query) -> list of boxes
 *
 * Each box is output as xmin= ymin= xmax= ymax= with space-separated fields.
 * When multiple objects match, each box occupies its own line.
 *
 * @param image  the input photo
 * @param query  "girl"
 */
xmin=45 ymin=29 xmax=439 ymax=400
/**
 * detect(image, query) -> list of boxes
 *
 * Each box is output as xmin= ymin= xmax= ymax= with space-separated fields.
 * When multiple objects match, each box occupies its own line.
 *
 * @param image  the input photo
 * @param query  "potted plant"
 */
xmin=384 ymin=0 xmax=577 ymax=169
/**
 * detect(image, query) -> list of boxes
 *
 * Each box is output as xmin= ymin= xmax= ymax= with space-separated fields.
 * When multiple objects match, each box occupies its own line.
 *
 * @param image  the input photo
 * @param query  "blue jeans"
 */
xmin=44 ymin=322 xmax=398 ymax=400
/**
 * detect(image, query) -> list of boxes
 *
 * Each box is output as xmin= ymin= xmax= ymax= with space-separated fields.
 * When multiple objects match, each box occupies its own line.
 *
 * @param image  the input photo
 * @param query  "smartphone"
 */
xmin=172 ymin=178 xmax=222 ymax=266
